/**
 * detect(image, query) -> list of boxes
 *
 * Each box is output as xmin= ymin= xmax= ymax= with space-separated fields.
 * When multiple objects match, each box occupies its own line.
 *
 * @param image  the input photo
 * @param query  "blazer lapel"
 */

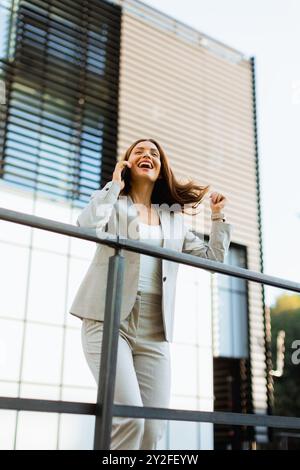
xmin=116 ymin=195 xmax=139 ymax=240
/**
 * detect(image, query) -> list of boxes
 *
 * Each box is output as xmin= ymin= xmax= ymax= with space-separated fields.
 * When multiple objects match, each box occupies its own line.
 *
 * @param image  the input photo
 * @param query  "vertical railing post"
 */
xmin=93 ymin=247 xmax=125 ymax=450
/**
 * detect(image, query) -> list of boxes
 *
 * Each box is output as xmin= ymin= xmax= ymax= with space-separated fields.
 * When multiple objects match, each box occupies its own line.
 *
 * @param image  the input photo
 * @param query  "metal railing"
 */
xmin=1 ymin=206 xmax=300 ymax=450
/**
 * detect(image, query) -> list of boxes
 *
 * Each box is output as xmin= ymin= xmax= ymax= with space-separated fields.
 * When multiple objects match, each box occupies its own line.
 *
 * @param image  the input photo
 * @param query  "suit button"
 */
xmin=105 ymin=187 xmax=109 ymax=191
xmin=163 ymin=276 xmax=167 ymax=282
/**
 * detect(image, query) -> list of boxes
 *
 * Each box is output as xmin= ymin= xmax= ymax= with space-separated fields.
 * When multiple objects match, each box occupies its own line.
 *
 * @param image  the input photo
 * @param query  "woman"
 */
xmin=70 ymin=138 xmax=233 ymax=450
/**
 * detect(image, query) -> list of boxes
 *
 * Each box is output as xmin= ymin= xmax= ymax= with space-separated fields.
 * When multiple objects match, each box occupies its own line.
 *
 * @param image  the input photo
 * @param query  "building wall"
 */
xmin=0 ymin=0 xmax=267 ymax=449
xmin=116 ymin=0 xmax=267 ymax=443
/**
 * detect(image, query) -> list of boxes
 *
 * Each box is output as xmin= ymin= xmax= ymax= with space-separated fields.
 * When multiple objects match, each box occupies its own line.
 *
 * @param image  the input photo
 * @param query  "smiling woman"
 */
xmin=72 ymin=137 xmax=232 ymax=450
xmin=117 ymin=138 xmax=211 ymax=212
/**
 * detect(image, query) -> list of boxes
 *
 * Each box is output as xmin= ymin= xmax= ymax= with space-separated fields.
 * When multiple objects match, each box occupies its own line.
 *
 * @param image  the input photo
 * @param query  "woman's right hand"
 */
xmin=112 ymin=160 xmax=132 ymax=191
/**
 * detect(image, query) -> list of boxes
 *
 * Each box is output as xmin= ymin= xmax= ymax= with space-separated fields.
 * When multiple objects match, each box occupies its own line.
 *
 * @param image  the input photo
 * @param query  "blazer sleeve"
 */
xmin=182 ymin=219 xmax=233 ymax=265
xmin=76 ymin=180 xmax=121 ymax=230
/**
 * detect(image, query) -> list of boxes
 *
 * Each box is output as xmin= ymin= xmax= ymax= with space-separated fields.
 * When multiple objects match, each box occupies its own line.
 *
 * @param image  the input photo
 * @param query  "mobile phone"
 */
xmin=121 ymin=165 xmax=130 ymax=180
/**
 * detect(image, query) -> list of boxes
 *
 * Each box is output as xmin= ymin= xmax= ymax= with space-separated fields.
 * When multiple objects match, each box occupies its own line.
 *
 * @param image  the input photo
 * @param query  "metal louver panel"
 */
xmin=0 ymin=0 xmax=121 ymax=204
xmin=214 ymin=357 xmax=254 ymax=449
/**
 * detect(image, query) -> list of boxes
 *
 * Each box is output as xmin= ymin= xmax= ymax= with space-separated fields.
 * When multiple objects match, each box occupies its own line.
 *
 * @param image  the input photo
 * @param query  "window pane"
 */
xmin=20 ymin=383 xmax=60 ymax=401
xmin=232 ymin=293 xmax=249 ymax=358
xmin=58 ymin=414 xmax=95 ymax=450
xmin=231 ymin=248 xmax=246 ymax=268
xmin=218 ymin=290 xmax=233 ymax=357
xmin=27 ymin=250 xmax=67 ymax=325
xmin=0 ymin=243 xmax=29 ymax=319
xmin=61 ymin=386 xmax=96 ymax=404
xmin=66 ymin=257 xmax=94 ymax=328
xmin=0 ymin=381 xmax=19 ymax=397
xmin=0 ymin=6 xmax=10 ymax=60
xmin=171 ymin=344 xmax=198 ymax=397
xmin=0 ymin=410 xmax=17 ymax=450
xmin=230 ymin=246 xmax=247 ymax=292
xmin=16 ymin=411 xmax=58 ymax=450
xmin=214 ymin=245 xmax=249 ymax=359
xmin=0 ymin=319 xmax=23 ymax=381
xmin=168 ymin=419 xmax=200 ymax=450
xmin=22 ymin=323 xmax=63 ymax=384
xmin=197 ymin=346 xmax=214 ymax=399
xmin=173 ymin=277 xmax=198 ymax=345
xmin=0 ymin=190 xmax=33 ymax=245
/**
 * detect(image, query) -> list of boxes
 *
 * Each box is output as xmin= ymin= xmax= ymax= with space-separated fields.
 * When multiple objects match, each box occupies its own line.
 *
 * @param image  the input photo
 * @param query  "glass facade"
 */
xmin=213 ymin=244 xmax=249 ymax=359
xmin=0 ymin=0 xmax=121 ymax=204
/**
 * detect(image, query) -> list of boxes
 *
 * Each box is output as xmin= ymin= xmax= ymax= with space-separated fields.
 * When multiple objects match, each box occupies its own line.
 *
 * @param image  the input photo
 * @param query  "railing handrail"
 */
xmin=0 ymin=397 xmax=300 ymax=430
xmin=1 ymin=207 xmax=300 ymax=293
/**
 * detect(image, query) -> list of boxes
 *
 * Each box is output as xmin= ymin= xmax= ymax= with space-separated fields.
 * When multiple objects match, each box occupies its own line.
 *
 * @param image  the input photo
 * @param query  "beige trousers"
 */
xmin=81 ymin=290 xmax=171 ymax=450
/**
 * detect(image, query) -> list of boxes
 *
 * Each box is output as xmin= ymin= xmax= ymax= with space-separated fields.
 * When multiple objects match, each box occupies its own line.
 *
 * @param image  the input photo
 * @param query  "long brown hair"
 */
xmin=119 ymin=138 xmax=210 ymax=215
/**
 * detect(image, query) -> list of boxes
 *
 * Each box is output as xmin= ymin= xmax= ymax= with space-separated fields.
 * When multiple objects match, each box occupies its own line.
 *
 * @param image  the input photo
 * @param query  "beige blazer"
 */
xmin=69 ymin=180 xmax=233 ymax=342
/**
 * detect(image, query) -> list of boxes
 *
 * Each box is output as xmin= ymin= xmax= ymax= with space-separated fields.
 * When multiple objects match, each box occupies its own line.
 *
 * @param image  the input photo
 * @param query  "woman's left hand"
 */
xmin=209 ymin=191 xmax=228 ymax=213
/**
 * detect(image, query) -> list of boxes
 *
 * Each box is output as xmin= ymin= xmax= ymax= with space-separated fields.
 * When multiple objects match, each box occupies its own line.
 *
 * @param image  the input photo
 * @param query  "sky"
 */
xmin=142 ymin=0 xmax=300 ymax=307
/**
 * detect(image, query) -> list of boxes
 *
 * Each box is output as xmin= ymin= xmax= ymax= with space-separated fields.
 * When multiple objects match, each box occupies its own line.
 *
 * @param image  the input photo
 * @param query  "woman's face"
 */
xmin=128 ymin=141 xmax=161 ymax=183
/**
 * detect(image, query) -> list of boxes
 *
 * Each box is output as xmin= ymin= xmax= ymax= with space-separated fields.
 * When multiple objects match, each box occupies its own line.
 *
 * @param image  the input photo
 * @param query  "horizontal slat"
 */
xmin=119 ymin=124 xmax=256 ymax=168
xmin=119 ymin=116 xmax=254 ymax=156
xmin=19 ymin=0 xmax=121 ymax=31
xmin=123 ymin=15 xmax=251 ymax=85
xmin=122 ymin=55 xmax=252 ymax=111
xmin=120 ymin=74 xmax=254 ymax=125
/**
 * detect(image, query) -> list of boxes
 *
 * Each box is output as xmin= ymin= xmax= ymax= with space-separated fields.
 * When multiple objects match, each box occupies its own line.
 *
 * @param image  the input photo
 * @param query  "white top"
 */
xmin=137 ymin=222 xmax=163 ymax=294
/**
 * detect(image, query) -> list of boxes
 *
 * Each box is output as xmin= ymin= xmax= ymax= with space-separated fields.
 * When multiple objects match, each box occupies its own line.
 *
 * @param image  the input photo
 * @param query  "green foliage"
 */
xmin=271 ymin=305 xmax=300 ymax=417
xmin=271 ymin=294 xmax=300 ymax=315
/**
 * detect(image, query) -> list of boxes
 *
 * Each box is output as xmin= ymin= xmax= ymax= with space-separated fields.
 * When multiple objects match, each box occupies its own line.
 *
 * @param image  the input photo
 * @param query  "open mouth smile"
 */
xmin=137 ymin=160 xmax=154 ymax=169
